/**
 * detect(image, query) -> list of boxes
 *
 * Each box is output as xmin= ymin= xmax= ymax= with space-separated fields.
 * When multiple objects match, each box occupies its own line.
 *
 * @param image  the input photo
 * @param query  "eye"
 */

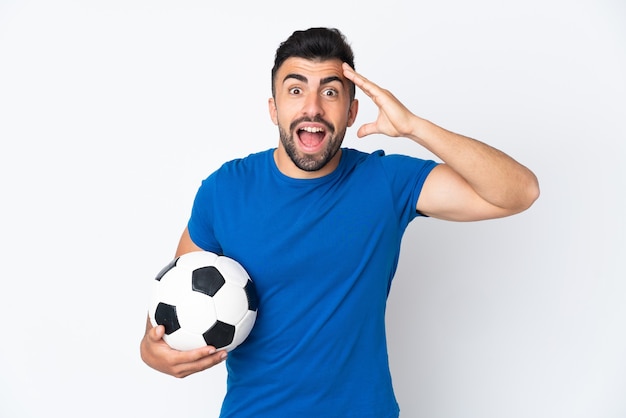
xmin=288 ymin=87 xmax=302 ymax=95
xmin=322 ymin=88 xmax=338 ymax=97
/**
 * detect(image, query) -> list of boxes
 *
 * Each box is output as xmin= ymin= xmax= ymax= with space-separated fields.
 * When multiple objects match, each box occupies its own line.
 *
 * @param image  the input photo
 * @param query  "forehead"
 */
xmin=275 ymin=57 xmax=345 ymax=84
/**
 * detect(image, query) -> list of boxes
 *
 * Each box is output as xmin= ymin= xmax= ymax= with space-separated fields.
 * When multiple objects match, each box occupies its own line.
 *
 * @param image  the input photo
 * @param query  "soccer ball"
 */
xmin=149 ymin=251 xmax=258 ymax=352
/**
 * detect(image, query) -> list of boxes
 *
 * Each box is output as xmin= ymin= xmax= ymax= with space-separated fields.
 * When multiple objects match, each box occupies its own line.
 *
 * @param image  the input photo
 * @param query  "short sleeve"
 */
xmin=187 ymin=173 xmax=223 ymax=254
xmin=378 ymin=153 xmax=438 ymax=224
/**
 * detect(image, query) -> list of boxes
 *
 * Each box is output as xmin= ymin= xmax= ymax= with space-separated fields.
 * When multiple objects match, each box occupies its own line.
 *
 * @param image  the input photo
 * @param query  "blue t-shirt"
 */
xmin=188 ymin=148 xmax=437 ymax=417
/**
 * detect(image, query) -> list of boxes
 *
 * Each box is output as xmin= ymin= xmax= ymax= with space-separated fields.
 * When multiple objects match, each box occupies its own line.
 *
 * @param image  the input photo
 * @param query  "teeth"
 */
xmin=300 ymin=126 xmax=324 ymax=133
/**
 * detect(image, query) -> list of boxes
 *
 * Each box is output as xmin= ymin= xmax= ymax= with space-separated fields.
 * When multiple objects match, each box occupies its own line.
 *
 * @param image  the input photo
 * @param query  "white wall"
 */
xmin=1 ymin=1 xmax=624 ymax=417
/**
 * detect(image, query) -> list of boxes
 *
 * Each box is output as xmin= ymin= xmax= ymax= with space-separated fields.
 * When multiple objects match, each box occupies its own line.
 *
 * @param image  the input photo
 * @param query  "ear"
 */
xmin=268 ymin=97 xmax=278 ymax=125
xmin=347 ymin=99 xmax=359 ymax=127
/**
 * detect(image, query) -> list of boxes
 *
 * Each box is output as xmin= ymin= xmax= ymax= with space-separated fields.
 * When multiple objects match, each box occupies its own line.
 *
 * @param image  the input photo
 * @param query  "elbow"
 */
xmin=498 ymin=172 xmax=540 ymax=217
xmin=529 ymin=177 xmax=541 ymax=206
xmin=516 ymin=173 xmax=540 ymax=213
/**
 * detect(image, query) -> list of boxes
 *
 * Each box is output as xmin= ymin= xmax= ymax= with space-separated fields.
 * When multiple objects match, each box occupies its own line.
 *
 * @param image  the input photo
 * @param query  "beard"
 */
xmin=278 ymin=116 xmax=346 ymax=172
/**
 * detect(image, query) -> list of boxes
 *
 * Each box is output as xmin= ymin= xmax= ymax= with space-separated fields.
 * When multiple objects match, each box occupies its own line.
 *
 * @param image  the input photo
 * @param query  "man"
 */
xmin=141 ymin=27 xmax=539 ymax=417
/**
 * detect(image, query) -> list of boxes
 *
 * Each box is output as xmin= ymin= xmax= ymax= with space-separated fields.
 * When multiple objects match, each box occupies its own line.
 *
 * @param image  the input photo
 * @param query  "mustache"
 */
xmin=289 ymin=115 xmax=335 ymax=134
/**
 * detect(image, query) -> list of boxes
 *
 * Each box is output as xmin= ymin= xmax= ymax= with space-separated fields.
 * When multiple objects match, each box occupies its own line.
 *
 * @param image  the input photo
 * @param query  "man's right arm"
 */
xmin=139 ymin=227 xmax=227 ymax=378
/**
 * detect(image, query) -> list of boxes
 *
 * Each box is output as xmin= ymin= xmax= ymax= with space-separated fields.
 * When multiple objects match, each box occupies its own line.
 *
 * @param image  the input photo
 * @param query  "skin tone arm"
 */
xmin=342 ymin=63 xmax=540 ymax=221
xmin=140 ymin=228 xmax=227 ymax=378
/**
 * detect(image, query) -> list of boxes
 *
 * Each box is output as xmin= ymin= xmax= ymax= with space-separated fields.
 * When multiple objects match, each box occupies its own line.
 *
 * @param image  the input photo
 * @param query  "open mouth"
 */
xmin=297 ymin=125 xmax=327 ymax=150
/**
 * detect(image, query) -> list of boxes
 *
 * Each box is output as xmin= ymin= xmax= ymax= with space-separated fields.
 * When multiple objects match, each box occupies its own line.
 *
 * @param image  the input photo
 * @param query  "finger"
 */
xmin=149 ymin=324 xmax=165 ymax=341
xmin=357 ymin=123 xmax=377 ymax=138
xmin=174 ymin=348 xmax=228 ymax=377
xmin=183 ymin=344 xmax=220 ymax=361
xmin=342 ymin=63 xmax=367 ymax=90
xmin=192 ymin=349 xmax=228 ymax=370
xmin=172 ymin=344 xmax=225 ymax=366
xmin=342 ymin=63 xmax=380 ymax=100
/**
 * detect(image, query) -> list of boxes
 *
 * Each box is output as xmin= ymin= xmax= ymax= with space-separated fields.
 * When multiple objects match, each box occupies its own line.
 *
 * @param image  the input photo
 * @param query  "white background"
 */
xmin=1 ymin=0 xmax=624 ymax=417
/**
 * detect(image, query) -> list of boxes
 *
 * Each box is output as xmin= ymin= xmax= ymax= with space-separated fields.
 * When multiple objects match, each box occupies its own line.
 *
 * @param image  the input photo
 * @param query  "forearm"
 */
xmin=342 ymin=63 xmax=539 ymax=213
xmin=407 ymin=116 xmax=539 ymax=212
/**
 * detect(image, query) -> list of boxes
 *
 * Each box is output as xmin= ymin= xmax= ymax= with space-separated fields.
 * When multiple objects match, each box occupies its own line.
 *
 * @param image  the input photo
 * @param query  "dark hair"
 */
xmin=271 ymin=27 xmax=356 ymax=100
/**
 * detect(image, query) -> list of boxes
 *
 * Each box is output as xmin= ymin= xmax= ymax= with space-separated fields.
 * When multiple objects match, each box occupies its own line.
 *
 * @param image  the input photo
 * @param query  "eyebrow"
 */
xmin=282 ymin=74 xmax=344 ymax=87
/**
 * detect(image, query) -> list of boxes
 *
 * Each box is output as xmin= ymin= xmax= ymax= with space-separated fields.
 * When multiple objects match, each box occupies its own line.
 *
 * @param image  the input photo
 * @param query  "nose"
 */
xmin=301 ymin=92 xmax=324 ymax=118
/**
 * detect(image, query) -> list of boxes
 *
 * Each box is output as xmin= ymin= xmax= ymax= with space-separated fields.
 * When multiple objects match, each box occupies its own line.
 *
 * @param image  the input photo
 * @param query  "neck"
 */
xmin=273 ymin=147 xmax=342 ymax=179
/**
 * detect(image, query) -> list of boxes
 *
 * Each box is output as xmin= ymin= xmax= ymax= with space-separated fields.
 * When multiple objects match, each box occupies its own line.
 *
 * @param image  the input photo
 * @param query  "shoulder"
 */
xmin=342 ymin=148 xmax=437 ymax=173
xmin=340 ymin=148 xmax=384 ymax=173
xmin=219 ymin=149 xmax=273 ymax=171
xmin=196 ymin=150 xmax=273 ymax=195
xmin=206 ymin=149 xmax=274 ymax=181
xmin=341 ymin=147 xmax=384 ymax=163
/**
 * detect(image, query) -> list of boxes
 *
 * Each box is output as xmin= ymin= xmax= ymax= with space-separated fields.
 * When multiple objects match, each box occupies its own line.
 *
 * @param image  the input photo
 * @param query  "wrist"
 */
xmin=406 ymin=115 xmax=433 ymax=144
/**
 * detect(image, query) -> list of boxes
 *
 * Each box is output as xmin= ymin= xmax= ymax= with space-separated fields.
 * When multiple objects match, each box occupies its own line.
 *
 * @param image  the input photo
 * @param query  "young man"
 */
xmin=141 ymin=27 xmax=539 ymax=417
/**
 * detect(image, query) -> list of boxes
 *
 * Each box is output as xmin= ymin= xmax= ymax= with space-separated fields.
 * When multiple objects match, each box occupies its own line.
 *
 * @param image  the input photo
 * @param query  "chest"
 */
xmin=212 ymin=172 xmax=400 ymax=292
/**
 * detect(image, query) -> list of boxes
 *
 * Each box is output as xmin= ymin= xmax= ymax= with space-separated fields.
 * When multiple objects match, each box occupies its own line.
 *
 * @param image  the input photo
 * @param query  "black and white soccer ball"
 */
xmin=149 ymin=251 xmax=258 ymax=352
